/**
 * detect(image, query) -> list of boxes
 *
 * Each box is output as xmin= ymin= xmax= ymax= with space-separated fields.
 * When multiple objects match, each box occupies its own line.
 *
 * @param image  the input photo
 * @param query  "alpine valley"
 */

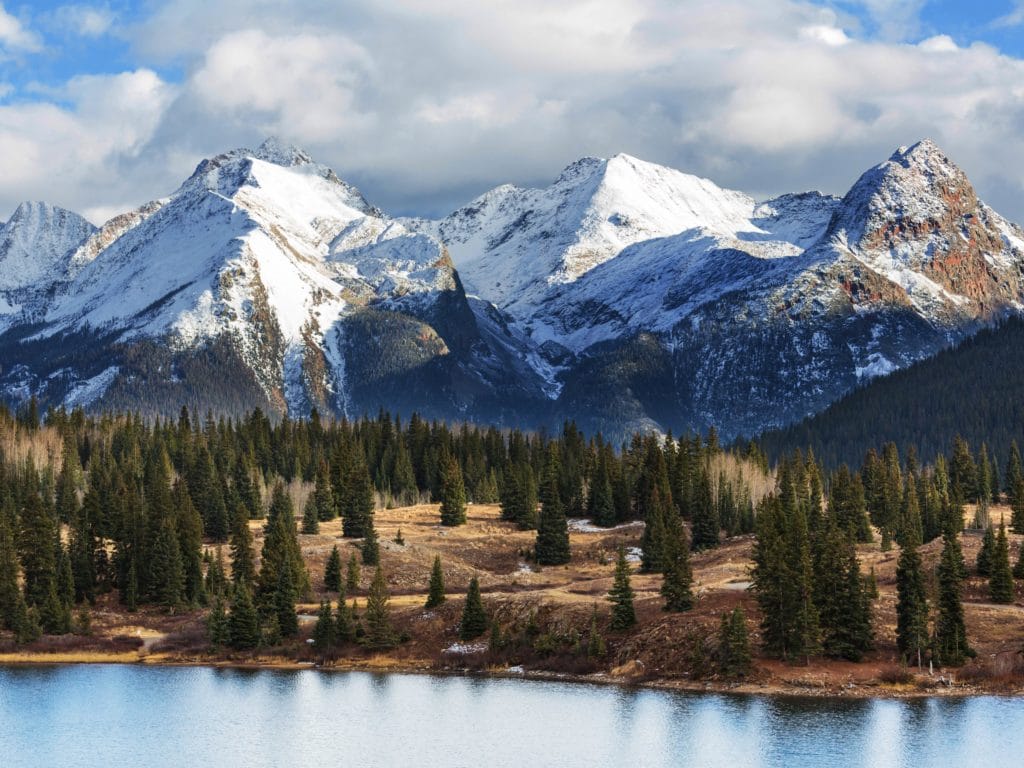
xmin=1 ymin=138 xmax=1022 ymax=440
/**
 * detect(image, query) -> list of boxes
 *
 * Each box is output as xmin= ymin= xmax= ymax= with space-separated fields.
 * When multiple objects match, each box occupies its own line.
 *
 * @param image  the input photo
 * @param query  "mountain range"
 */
xmin=0 ymin=137 xmax=1021 ymax=440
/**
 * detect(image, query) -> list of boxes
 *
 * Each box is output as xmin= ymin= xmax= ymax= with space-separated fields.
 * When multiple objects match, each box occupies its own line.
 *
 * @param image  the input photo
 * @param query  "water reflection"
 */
xmin=1 ymin=666 xmax=1023 ymax=768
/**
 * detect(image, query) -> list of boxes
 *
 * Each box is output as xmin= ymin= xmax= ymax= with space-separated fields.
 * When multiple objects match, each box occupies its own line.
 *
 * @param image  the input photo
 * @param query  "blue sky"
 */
xmin=0 ymin=1 xmax=1023 ymax=223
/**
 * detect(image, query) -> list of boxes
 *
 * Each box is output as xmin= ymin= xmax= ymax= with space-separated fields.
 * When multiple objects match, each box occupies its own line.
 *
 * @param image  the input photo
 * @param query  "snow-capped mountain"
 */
xmin=419 ymin=139 xmax=1024 ymax=437
xmin=0 ymin=139 xmax=547 ymax=422
xmin=0 ymin=202 xmax=96 ymax=323
xmin=0 ymin=138 xmax=1021 ymax=439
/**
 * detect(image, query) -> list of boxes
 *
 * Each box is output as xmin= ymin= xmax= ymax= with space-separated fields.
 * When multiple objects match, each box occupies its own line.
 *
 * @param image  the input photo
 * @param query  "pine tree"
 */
xmin=335 ymin=598 xmax=355 ymax=644
xmin=425 ymin=555 xmax=446 ymax=609
xmin=1016 ymin=539 xmax=1024 ymax=580
xmin=813 ymin=521 xmax=872 ymax=661
xmin=312 ymin=461 xmax=335 ymax=521
xmin=977 ymin=525 xmax=995 ymax=576
xmin=346 ymin=552 xmax=361 ymax=591
xmin=535 ymin=476 xmax=570 ymax=565
xmin=587 ymin=451 xmax=616 ymax=528
xmin=324 ymin=546 xmax=342 ymax=592
xmin=228 ymin=582 xmax=260 ymax=650
xmin=229 ymin=505 xmax=256 ymax=586
xmin=340 ymin=449 xmax=375 ymax=538
xmin=173 ymin=480 xmax=205 ymax=605
xmin=364 ymin=566 xmax=396 ymax=649
xmin=0 ymin=510 xmax=24 ymax=633
xmin=301 ymin=495 xmax=320 ymax=535
xmin=361 ymin=522 xmax=380 ymax=566
xmin=896 ymin=525 xmax=929 ymax=667
xmin=934 ymin=531 xmax=973 ymax=667
xmin=690 ymin=468 xmax=719 ymax=550
xmin=312 ymin=599 xmax=338 ymax=654
xmin=1006 ymin=441 xmax=1023 ymax=506
xmin=586 ymin=607 xmax=606 ymax=659
xmin=147 ymin=517 xmax=184 ymax=610
xmin=660 ymin=528 xmax=694 ymax=612
xmin=459 ymin=576 xmax=488 ymax=640
xmin=274 ymin=558 xmax=299 ymax=638
xmin=439 ymin=453 xmax=467 ymax=526
xmin=989 ymin=522 xmax=1014 ymax=604
xmin=257 ymin=482 xmax=308 ymax=611
xmin=607 ymin=546 xmax=636 ymax=630
xmin=717 ymin=608 xmax=752 ymax=678
xmin=207 ymin=595 xmax=230 ymax=648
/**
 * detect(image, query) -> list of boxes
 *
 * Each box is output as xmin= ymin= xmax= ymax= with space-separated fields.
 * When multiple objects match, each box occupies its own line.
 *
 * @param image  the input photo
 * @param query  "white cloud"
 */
xmin=2 ymin=0 xmax=1024 ymax=226
xmin=919 ymin=35 xmax=959 ymax=53
xmin=799 ymin=25 xmax=851 ymax=46
xmin=51 ymin=4 xmax=116 ymax=38
xmin=992 ymin=2 xmax=1024 ymax=28
xmin=0 ymin=3 xmax=41 ymax=52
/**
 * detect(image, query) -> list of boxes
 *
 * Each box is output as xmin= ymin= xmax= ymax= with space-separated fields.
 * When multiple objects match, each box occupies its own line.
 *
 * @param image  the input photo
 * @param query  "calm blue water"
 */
xmin=1 ymin=665 xmax=1022 ymax=767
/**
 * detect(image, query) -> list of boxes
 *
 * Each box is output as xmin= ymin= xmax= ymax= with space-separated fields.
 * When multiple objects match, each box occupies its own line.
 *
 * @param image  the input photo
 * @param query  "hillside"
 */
xmin=757 ymin=317 xmax=1024 ymax=467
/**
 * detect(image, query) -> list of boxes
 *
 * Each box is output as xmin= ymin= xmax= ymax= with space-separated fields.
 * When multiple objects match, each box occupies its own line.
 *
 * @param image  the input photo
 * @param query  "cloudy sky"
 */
xmin=0 ymin=0 xmax=1023 ymax=224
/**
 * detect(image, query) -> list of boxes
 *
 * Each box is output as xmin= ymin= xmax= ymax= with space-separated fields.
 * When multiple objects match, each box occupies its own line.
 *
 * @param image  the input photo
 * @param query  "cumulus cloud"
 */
xmin=2 ymin=0 xmax=1024 ymax=226
xmin=0 ymin=3 xmax=41 ymax=53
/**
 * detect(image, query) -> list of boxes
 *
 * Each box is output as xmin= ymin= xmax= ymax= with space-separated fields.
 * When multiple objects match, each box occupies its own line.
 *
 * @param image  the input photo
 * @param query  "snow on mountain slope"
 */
xmin=0 ymin=202 xmax=96 ymax=325
xmin=2 ymin=137 xmax=1022 ymax=441
xmin=4 ymin=139 xmax=519 ymax=418
xmin=420 ymin=153 xmax=760 ymax=315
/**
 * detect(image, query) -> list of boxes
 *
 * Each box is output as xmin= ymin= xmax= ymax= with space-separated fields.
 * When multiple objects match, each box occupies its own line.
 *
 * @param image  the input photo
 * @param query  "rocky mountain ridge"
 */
xmin=0 ymin=138 xmax=1020 ymax=439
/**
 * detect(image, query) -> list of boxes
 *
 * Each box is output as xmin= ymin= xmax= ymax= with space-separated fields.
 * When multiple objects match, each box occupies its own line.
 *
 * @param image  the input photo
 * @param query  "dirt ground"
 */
xmin=4 ymin=501 xmax=1024 ymax=696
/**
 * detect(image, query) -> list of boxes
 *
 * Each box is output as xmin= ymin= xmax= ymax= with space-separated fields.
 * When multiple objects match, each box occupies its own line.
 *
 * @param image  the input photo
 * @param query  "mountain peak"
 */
xmin=252 ymin=137 xmax=313 ymax=167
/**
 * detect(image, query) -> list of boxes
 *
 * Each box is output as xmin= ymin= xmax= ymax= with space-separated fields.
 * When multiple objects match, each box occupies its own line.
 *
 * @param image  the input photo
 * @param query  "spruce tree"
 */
xmin=607 ymin=546 xmax=636 ymax=630
xmin=228 ymin=582 xmax=260 ymax=650
xmin=1015 ymin=539 xmax=1024 ymax=580
xmin=896 ymin=525 xmax=929 ymax=667
xmin=346 ymin=552 xmax=361 ymax=591
xmin=425 ymin=555 xmax=446 ymax=609
xmin=586 ymin=607 xmax=606 ymax=659
xmin=229 ymin=505 xmax=256 ymax=586
xmin=173 ymin=480 xmax=205 ymax=605
xmin=313 ymin=599 xmax=338 ymax=653
xmin=587 ymin=451 xmax=616 ymax=528
xmin=717 ymin=608 xmax=752 ymax=678
xmin=207 ymin=595 xmax=229 ymax=648
xmin=439 ymin=453 xmax=467 ymax=526
xmin=690 ymin=468 xmax=719 ymax=551
xmin=274 ymin=558 xmax=299 ymax=638
xmin=535 ymin=476 xmax=570 ymax=565
xmin=459 ymin=576 xmax=488 ymax=640
xmin=989 ymin=522 xmax=1014 ymax=604
xmin=934 ymin=531 xmax=973 ymax=666
xmin=301 ymin=495 xmax=320 ymax=535
xmin=364 ymin=566 xmax=396 ymax=649
xmin=977 ymin=525 xmax=995 ymax=577
xmin=335 ymin=598 xmax=354 ymax=644
xmin=660 ymin=528 xmax=694 ymax=612
xmin=324 ymin=545 xmax=342 ymax=592
xmin=361 ymin=522 xmax=380 ymax=566
xmin=148 ymin=517 xmax=184 ymax=610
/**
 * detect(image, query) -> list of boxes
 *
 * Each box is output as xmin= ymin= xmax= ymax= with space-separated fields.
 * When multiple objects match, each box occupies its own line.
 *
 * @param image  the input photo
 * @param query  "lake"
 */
xmin=1 ymin=665 xmax=1022 ymax=767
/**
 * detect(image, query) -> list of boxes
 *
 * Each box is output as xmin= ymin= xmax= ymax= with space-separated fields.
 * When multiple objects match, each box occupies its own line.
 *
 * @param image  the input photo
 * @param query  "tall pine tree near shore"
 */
xmin=989 ymin=521 xmax=1014 ymax=604
xmin=608 ymin=547 xmax=636 ymax=630
xmin=896 ymin=505 xmax=929 ymax=667
xmin=934 ymin=531 xmax=973 ymax=667
xmin=459 ymin=576 xmax=487 ymax=640
xmin=425 ymin=555 xmax=446 ymax=609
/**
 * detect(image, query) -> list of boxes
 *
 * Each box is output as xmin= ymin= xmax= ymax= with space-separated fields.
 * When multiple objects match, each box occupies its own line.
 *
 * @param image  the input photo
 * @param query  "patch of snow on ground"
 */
xmin=567 ymin=518 xmax=644 ymax=533
xmin=443 ymin=641 xmax=488 ymax=655
xmin=625 ymin=546 xmax=643 ymax=563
